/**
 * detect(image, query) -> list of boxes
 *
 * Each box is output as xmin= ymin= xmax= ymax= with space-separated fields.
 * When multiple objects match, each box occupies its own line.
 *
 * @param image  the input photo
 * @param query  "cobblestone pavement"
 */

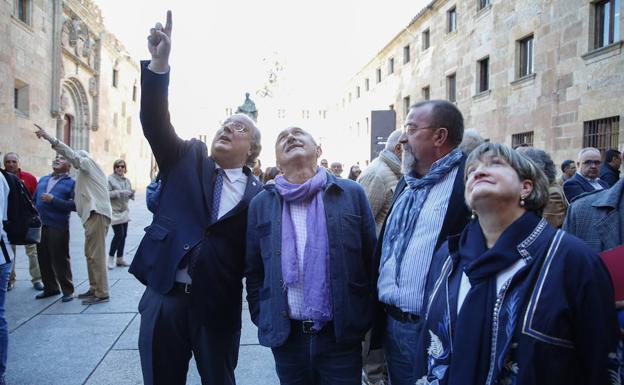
xmin=5 ymin=191 xmax=279 ymax=385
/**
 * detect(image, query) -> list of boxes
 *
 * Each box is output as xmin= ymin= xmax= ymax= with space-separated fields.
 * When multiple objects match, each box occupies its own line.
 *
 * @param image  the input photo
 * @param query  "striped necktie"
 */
xmin=211 ymin=168 xmax=225 ymax=223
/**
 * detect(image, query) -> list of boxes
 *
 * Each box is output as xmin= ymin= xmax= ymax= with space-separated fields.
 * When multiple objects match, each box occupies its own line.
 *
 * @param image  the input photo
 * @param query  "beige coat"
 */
xmin=357 ymin=150 xmax=403 ymax=235
xmin=108 ymin=173 xmax=133 ymax=225
xmin=53 ymin=141 xmax=112 ymax=224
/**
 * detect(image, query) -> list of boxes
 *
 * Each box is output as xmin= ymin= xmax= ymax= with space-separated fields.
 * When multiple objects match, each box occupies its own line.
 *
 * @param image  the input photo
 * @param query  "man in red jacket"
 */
xmin=3 ymin=152 xmax=43 ymax=291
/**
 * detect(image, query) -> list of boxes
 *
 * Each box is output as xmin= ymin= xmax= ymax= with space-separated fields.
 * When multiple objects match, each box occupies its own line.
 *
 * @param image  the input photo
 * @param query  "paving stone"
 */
xmin=112 ymin=314 xmax=140 ymax=351
xmin=83 ymin=279 xmax=144 ymax=314
xmin=6 ymin=313 xmax=134 ymax=385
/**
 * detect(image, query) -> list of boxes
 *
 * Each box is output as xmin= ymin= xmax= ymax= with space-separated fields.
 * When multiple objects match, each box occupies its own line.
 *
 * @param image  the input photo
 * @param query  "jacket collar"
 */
xmin=379 ymin=150 xmax=402 ymax=178
xmin=592 ymin=178 xmax=624 ymax=210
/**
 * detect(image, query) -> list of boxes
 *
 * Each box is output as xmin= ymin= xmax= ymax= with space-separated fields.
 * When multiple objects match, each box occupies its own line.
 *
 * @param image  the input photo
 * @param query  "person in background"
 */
xmin=330 ymin=162 xmax=343 ymax=178
xmin=252 ymin=159 xmax=264 ymax=183
xmin=558 ymin=159 xmax=576 ymax=186
xmin=563 ymin=147 xmax=608 ymax=203
xmin=600 ymin=149 xmax=621 ymax=187
xmin=416 ymin=142 xmax=620 ymax=385
xmin=0 ymin=170 xmax=14 ymax=385
xmin=107 ymin=159 xmax=134 ymax=270
xmin=516 ymin=147 xmax=567 ymax=228
xmin=34 ymin=125 xmax=112 ymax=305
xmin=320 ymin=159 xmax=329 ymax=169
xmin=348 ymin=164 xmax=361 ymax=181
xmin=3 ymin=152 xmax=42 ymax=291
xmin=457 ymin=129 xmax=485 ymax=156
xmin=32 ymin=155 xmax=76 ymax=302
xmin=262 ymin=166 xmax=281 ymax=185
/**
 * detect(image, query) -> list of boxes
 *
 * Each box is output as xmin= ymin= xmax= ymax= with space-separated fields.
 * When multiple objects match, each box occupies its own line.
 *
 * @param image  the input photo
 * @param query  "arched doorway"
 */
xmin=60 ymin=77 xmax=90 ymax=151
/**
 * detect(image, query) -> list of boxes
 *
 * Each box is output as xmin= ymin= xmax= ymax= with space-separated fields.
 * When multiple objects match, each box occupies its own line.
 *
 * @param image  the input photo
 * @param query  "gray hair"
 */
xmin=577 ymin=147 xmax=600 ymax=161
xmin=458 ymin=129 xmax=485 ymax=156
xmin=247 ymin=125 xmax=262 ymax=167
xmin=3 ymin=152 xmax=18 ymax=161
xmin=515 ymin=147 xmax=557 ymax=185
xmin=466 ymin=142 xmax=550 ymax=213
xmin=384 ymin=130 xmax=403 ymax=151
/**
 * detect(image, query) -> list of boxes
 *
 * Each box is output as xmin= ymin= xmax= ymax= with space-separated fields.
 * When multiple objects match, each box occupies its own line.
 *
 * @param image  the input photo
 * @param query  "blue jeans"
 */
xmin=383 ymin=315 xmax=422 ymax=385
xmin=271 ymin=321 xmax=362 ymax=385
xmin=0 ymin=261 xmax=12 ymax=379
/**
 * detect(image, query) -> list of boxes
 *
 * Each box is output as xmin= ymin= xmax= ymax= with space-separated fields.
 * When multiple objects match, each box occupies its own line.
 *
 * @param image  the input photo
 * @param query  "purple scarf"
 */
xmin=274 ymin=168 xmax=332 ymax=325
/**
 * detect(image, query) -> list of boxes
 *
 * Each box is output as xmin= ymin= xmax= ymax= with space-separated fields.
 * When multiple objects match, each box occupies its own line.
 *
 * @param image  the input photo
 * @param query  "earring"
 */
xmin=471 ymin=210 xmax=477 ymax=219
xmin=520 ymin=196 xmax=525 ymax=207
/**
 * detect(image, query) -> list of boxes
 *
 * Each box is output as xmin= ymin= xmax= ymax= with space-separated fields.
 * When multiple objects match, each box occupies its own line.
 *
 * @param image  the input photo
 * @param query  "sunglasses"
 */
xmin=115 ymin=164 xmax=126 ymax=169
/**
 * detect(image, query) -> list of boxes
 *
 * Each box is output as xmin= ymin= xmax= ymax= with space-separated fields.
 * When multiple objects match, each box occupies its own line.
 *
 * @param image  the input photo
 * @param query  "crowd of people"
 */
xmin=0 ymin=10 xmax=622 ymax=385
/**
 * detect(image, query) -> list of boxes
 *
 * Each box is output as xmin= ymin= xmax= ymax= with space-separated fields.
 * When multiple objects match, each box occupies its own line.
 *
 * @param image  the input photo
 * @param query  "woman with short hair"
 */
xmin=107 ymin=159 xmax=134 ymax=269
xmin=416 ymin=143 xmax=620 ymax=385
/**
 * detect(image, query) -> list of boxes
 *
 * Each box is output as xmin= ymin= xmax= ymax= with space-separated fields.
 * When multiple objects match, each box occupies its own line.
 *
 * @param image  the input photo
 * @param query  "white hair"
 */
xmin=577 ymin=147 xmax=600 ymax=161
xmin=384 ymin=130 xmax=403 ymax=151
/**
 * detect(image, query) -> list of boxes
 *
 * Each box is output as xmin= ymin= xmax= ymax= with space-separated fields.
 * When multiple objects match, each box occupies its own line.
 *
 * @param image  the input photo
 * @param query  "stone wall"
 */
xmin=0 ymin=0 xmax=151 ymax=188
xmin=338 ymin=0 xmax=624 ymax=168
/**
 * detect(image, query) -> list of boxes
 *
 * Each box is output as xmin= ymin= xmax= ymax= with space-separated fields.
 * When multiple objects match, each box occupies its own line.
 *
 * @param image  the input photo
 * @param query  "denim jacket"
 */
xmin=245 ymin=171 xmax=377 ymax=347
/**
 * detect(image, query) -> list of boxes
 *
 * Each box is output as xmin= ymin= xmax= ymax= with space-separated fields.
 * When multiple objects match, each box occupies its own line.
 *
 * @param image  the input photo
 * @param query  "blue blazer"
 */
xmin=245 ymin=173 xmax=377 ymax=347
xmin=563 ymin=172 xmax=609 ymax=203
xmin=129 ymin=62 xmax=262 ymax=332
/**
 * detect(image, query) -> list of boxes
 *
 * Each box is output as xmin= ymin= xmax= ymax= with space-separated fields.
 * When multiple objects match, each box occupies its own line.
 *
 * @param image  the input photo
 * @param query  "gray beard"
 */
xmin=401 ymin=144 xmax=418 ymax=176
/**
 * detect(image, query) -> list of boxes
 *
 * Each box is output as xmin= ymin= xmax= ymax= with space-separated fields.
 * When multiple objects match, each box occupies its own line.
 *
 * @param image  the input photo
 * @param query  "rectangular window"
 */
xmin=518 ymin=35 xmax=534 ymax=78
xmin=478 ymin=57 xmax=490 ymax=93
xmin=478 ymin=0 xmax=491 ymax=11
xmin=388 ymin=57 xmax=395 ymax=75
xmin=594 ymin=0 xmax=621 ymax=49
xmin=121 ymin=102 xmax=127 ymax=117
xmin=16 ymin=0 xmax=30 ymax=25
xmin=365 ymin=78 xmax=370 ymax=91
xmin=126 ymin=117 xmax=132 ymax=135
xmin=422 ymin=86 xmax=430 ymax=100
xmin=422 ymin=29 xmax=430 ymax=50
xmin=512 ymin=131 xmax=534 ymax=148
xmin=356 ymin=86 xmax=361 ymax=98
xmin=112 ymin=69 xmax=119 ymax=88
xmin=132 ymin=85 xmax=137 ymax=102
xmin=583 ymin=116 xmax=620 ymax=154
xmin=348 ymin=92 xmax=352 ymax=103
xmin=448 ymin=7 xmax=457 ymax=33
xmin=403 ymin=44 xmax=410 ymax=63
xmin=446 ymin=74 xmax=457 ymax=102
xmin=376 ymin=68 xmax=382 ymax=83
xmin=113 ymin=112 xmax=118 ymax=128
xmin=403 ymin=96 xmax=411 ymax=118
xmin=14 ymin=79 xmax=29 ymax=116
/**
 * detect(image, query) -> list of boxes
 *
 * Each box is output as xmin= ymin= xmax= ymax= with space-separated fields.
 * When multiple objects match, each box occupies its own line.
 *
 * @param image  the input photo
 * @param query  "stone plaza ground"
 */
xmin=5 ymin=191 xmax=279 ymax=385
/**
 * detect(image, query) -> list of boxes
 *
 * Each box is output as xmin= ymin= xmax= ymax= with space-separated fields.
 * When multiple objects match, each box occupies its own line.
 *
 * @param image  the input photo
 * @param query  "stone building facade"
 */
xmin=1 ymin=0 xmax=152 ymax=187
xmin=337 ymin=0 xmax=623 ymax=167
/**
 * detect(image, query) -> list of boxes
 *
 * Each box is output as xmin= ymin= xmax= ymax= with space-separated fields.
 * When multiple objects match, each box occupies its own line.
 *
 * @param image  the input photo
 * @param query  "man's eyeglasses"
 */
xmin=403 ymin=123 xmax=439 ymax=135
xmin=222 ymin=122 xmax=249 ymax=134
xmin=582 ymin=160 xmax=601 ymax=166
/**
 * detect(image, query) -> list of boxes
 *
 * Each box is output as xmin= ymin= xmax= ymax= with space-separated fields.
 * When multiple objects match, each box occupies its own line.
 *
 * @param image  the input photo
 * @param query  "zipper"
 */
xmin=485 ymin=277 xmax=513 ymax=385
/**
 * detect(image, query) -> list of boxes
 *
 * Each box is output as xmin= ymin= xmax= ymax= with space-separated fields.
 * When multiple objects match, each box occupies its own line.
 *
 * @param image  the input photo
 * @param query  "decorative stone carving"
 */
xmin=236 ymin=93 xmax=258 ymax=122
xmin=69 ymin=19 xmax=80 ymax=47
xmin=88 ymin=77 xmax=97 ymax=96
xmin=82 ymin=36 xmax=93 ymax=58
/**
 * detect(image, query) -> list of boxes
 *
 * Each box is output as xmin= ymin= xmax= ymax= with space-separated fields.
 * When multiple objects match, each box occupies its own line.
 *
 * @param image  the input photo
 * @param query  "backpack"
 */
xmin=0 ymin=169 xmax=42 ymax=245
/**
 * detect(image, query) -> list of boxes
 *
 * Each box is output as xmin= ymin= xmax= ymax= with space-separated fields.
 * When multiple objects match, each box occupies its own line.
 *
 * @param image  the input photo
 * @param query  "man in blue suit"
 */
xmin=129 ymin=11 xmax=263 ymax=385
xmin=246 ymin=127 xmax=377 ymax=384
xmin=563 ymin=147 xmax=609 ymax=203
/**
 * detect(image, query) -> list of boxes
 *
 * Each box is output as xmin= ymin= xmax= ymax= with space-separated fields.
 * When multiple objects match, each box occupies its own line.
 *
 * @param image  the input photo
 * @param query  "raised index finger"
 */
xmin=164 ymin=10 xmax=172 ymax=36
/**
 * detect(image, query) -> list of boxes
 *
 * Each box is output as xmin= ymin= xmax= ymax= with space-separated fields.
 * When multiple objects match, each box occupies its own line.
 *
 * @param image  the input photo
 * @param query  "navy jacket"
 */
xmin=33 ymin=174 xmax=76 ymax=230
xmin=129 ymin=62 xmax=262 ymax=332
xmin=371 ymin=154 xmax=471 ymax=347
xmin=418 ymin=217 xmax=620 ymax=385
xmin=563 ymin=172 xmax=609 ymax=203
xmin=600 ymin=163 xmax=620 ymax=187
xmin=245 ymin=173 xmax=377 ymax=347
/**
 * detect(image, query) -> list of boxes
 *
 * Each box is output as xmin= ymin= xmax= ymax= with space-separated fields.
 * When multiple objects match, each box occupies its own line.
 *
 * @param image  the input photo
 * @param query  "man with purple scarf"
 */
xmin=246 ymin=126 xmax=377 ymax=385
